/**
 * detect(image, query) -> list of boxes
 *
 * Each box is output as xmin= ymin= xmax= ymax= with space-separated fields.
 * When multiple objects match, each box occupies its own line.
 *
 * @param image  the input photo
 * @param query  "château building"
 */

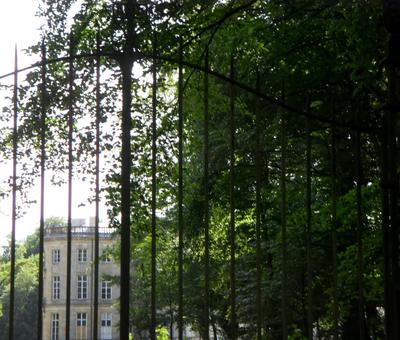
xmin=42 ymin=219 xmax=119 ymax=340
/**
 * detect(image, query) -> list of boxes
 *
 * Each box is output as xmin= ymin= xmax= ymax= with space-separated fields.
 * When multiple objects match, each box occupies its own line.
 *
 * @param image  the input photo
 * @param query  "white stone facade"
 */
xmin=42 ymin=226 xmax=120 ymax=340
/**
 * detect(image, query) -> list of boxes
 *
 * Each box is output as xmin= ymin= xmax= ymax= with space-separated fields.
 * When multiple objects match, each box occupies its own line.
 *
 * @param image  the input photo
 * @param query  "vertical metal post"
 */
xmin=120 ymin=1 xmax=135 ymax=338
xmin=386 ymin=92 xmax=399 ymax=340
xmin=330 ymin=96 xmax=339 ymax=340
xmin=203 ymin=46 xmax=210 ymax=340
xmin=255 ymin=72 xmax=262 ymax=340
xmin=120 ymin=58 xmax=133 ymax=340
xmin=280 ymin=91 xmax=288 ymax=340
xmin=387 ymin=93 xmax=399 ymax=340
xmin=229 ymin=53 xmax=237 ymax=340
xmin=355 ymin=107 xmax=365 ymax=339
xmin=8 ymin=45 xmax=18 ymax=340
xmin=65 ymin=35 xmax=75 ymax=340
xmin=177 ymin=37 xmax=184 ymax=340
xmin=150 ymin=33 xmax=158 ymax=340
xmin=382 ymin=110 xmax=391 ymax=339
xmin=305 ymin=100 xmax=313 ymax=339
xmin=383 ymin=3 xmax=400 ymax=337
xmin=38 ymin=40 xmax=47 ymax=340
xmin=388 ymin=111 xmax=399 ymax=339
xmin=93 ymin=28 xmax=101 ymax=340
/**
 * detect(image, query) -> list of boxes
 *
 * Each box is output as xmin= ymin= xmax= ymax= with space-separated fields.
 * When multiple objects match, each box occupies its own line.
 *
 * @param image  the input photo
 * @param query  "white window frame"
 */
xmin=100 ymin=312 xmax=112 ymax=339
xmin=76 ymin=312 xmax=87 ymax=340
xmin=101 ymin=280 xmax=112 ymax=300
xmin=76 ymin=312 xmax=87 ymax=326
xmin=77 ymin=275 xmax=88 ymax=299
xmin=51 ymin=313 xmax=59 ymax=340
xmin=52 ymin=276 xmax=60 ymax=300
xmin=78 ymin=248 xmax=87 ymax=263
xmin=52 ymin=249 xmax=60 ymax=264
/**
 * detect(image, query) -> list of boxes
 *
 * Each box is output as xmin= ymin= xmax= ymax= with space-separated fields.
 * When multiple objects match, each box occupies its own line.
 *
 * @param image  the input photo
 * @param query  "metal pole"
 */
xmin=119 ymin=63 xmax=133 ymax=339
xmin=150 ymin=33 xmax=158 ymax=340
xmin=203 ymin=46 xmax=210 ymax=340
xmin=383 ymin=2 xmax=400 ymax=337
xmin=120 ymin=58 xmax=133 ymax=340
xmin=330 ymin=95 xmax=339 ymax=340
xmin=382 ymin=110 xmax=391 ymax=339
xmin=355 ymin=106 xmax=365 ymax=339
xmin=177 ymin=37 xmax=184 ymax=340
xmin=305 ymin=99 xmax=313 ymax=339
xmin=255 ymin=72 xmax=262 ymax=340
xmin=8 ymin=45 xmax=18 ymax=340
xmin=65 ymin=34 xmax=75 ymax=340
xmin=229 ymin=53 xmax=237 ymax=340
xmin=93 ymin=28 xmax=101 ymax=340
xmin=120 ymin=1 xmax=135 ymax=338
xmin=280 ymin=88 xmax=288 ymax=340
xmin=37 ymin=39 xmax=47 ymax=340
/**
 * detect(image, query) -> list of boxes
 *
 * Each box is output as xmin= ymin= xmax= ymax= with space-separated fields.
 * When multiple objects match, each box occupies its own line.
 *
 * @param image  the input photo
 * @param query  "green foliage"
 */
xmin=43 ymin=216 xmax=66 ymax=228
xmin=0 ymin=235 xmax=39 ymax=339
xmin=156 ymin=326 xmax=170 ymax=340
xmin=0 ymin=0 xmax=388 ymax=338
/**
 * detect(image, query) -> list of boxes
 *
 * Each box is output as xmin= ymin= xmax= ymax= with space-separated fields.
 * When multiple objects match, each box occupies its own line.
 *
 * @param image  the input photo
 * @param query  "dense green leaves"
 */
xmin=0 ymin=233 xmax=39 ymax=340
xmin=0 ymin=0 xmax=389 ymax=339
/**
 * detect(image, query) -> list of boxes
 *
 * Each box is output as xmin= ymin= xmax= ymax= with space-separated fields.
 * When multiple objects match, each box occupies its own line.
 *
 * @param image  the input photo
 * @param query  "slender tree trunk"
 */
xmin=170 ymin=316 xmax=174 ymax=340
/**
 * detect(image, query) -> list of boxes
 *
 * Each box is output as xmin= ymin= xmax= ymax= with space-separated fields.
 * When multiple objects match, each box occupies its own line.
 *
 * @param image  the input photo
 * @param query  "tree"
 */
xmin=0 ymin=0 xmax=389 ymax=338
xmin=43 ymin=216 xmax=66 ymax=229
xmin=0 ymin=236 xmax=39 ymax=340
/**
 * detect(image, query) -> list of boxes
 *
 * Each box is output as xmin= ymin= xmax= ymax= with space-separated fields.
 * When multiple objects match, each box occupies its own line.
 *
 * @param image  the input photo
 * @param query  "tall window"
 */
xmin=76 ymin=312 xmax=87 ymax=340
xmin=101 ymin=280 xmax=112 ymax=300
xmin=77 ymin=275 xmax=88 ymax=299
xmin=51 ymin=313 xmax=59 ymax=340
xmin=52 ymin=249 xmax=60 ymax=263
xmin=52 ymin=276 xmax=60 ymax=300
xmin=78 ymin=248 xmax=87 ymax=262
xmin=100 ymin=313 xmax=112 ymax=339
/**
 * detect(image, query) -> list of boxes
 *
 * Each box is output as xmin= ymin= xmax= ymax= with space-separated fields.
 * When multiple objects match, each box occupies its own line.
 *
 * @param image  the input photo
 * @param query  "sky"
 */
xmin=0 ymin=1 xmax=42 ymax=246
xmin=0 ymin=0 xmax=42 ymax=76
xmin=0 ymin=0 xmax=105 ymax=246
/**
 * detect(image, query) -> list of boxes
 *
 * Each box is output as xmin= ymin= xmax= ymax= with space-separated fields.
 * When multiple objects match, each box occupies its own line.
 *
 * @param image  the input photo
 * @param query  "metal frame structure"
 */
xmin=1 ymin=1 xmax=399 ymax=340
